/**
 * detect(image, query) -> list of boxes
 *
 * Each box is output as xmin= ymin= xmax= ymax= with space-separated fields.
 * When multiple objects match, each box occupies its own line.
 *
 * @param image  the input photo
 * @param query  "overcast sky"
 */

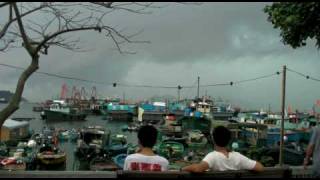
xmin=1 ymin=2 xmax=320 ymax=111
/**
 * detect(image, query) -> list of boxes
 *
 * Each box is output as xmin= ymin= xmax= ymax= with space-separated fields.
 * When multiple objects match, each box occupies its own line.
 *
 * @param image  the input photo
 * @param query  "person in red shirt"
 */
xmin=123 ymin=125 xmax=169 ymax=171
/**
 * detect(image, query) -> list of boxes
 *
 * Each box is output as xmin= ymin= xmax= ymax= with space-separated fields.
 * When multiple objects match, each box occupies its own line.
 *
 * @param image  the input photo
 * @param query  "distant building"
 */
xmin=0 ymin=119 xmax=30 ymax=141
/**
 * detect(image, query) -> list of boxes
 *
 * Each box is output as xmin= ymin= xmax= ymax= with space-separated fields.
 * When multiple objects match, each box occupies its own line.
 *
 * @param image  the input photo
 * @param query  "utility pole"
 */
xmin=123 ymin=92 xmax=125 ymax=104
xmin=279 ymin=65 xmax=286 ymax=166
xmin=197 ymin=76 xmax=200 ymax=99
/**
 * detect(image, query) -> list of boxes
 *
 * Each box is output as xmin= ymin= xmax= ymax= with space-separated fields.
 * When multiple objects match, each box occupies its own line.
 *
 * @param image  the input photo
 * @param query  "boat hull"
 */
xmin=43 ymin=110 xmax=87 ymax=121
xmin=37 ymin=153 xmax=66 ymax=165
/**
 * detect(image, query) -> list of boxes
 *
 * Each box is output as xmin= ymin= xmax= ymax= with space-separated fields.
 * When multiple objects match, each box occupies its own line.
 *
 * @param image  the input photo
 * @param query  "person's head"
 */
xmin=137 ymin=125 xmax=158 ymax=148
xmin=212 ymin=126 xmax=231 ymax=147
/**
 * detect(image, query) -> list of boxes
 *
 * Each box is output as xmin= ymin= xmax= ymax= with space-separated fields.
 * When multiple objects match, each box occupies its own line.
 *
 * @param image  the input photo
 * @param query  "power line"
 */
xmin=287 ymin=67 xmax=320 ymax=82
xmin=233 ymin=72 xmax=281 ymax=85
xmin=0 ymin=63 xmax=112 ymax=85
xmin=0 ymin=62 xmax=282 ymax=89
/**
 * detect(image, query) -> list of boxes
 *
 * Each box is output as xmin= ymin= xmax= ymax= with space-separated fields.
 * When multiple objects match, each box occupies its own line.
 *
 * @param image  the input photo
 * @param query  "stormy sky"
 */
xmin=1 ymin=2 xmax=320 ymax=111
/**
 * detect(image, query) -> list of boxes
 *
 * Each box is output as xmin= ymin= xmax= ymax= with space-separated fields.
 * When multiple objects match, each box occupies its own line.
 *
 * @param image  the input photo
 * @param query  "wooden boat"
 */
xmin=122 ymin=123 xmax=140 ymax=132
xmin=158 ymin=141 xmax=184 ymax=160
xmin=186 ymin=130 xmax=207 ymax=149
xmin=108 ymin=134 xmax=128 ymax=156
xmin=36 ymin=145 xmax=66 ymax=165
xmin=112 ymin=153 xmax=127 ymax=169
xmin=89 ymin=156 xmax=118 ymax=171
xmin=180 ymin=116 xmax=212 ymax=136
xmin=69 ymin=129 xmax=80 ymax=143
xmin=57 ymin=129 xmax=70 ymax=141
xmin=0 ymin=142 xmax=8 ymax=157
xmin=75 ymin=126 xmax=110 ymax=161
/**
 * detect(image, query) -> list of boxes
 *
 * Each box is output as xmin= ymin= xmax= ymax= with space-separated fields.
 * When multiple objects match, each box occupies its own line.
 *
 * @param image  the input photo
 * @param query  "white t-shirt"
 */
xmin=123 ymin=153 xmax=169 ymax=171
xmin=202 ymin=151 xmax=257 ymax=171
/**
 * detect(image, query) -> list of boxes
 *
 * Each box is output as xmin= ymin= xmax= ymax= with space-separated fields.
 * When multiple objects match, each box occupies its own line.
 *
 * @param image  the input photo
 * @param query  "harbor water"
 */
xmin=0 ymin=102 xmax=138 ymax=171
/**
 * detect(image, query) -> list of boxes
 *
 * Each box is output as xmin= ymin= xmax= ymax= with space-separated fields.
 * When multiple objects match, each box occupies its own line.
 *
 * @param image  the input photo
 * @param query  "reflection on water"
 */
xmin=0 ymin=102 xmax=138 ymax=170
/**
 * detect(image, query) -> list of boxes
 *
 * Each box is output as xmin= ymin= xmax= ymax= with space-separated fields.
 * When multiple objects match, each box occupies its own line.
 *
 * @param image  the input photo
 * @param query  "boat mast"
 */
xmin=197 ymin=76 xmax=200 ymax=99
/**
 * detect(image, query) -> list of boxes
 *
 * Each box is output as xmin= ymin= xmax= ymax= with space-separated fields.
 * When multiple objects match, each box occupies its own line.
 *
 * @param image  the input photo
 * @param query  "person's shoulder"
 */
xmin=125 ymin=153 xmax=141 ymax=160
xmin=206 ymin=151 xmax=218 ymax=157
xmin=231 ymin=151 xmax=255 ymax=161
xmin=155 ymin=155 xmax=169 ymax=164
xmin=230 ymin=151 xmax=248 ymax=158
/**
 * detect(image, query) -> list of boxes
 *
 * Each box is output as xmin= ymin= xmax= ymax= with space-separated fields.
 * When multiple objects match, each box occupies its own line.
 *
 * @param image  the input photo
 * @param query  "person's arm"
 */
xmin=238 ymin=153 xmax=264 ymax=172
xmin=304 ymin=144 xmax=314 ymax=169
xmin=181 ymin=161 xmax=209 ymax=173
xmin=304 ymin=128 xmax=317 ymax=169
xmin=252 ymin=161 xmax=264 ymax=172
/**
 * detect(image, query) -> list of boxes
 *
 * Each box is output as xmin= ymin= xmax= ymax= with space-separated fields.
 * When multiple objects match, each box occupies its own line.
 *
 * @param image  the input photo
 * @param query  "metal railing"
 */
xmin=0 ymin=167 xmax=301 ymax=178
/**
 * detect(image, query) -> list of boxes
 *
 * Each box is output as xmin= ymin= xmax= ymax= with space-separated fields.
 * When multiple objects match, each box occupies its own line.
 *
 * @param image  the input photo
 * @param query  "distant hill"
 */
xmin=0 ymin=90 xmax=28 ymax=103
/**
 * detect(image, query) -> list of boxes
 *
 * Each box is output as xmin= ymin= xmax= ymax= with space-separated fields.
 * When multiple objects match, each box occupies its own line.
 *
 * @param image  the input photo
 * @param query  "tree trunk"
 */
xmin=0 ymin=56 xmax=39 ymax=129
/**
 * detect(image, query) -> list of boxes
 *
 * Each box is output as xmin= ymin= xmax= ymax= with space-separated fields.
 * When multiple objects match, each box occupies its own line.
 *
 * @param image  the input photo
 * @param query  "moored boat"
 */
xmin=112 ymin=153 xmax=127 ymax=169
xmin=186 ymin=130 xmax=208 ymax=149
xmin=36 ymin=145 xmax=66 ymax=166
xmin=158 ymin=141 xmax=184 ymax=160
xmin=41 ymin=100 xmax=87 ymax=121
xmin=75 ymin=126 xmax=110 ymax=161
xmin=108 ymin=134 xmax=128 ymax=156
xmin=89 ymin=156 xmax=118 ymax=171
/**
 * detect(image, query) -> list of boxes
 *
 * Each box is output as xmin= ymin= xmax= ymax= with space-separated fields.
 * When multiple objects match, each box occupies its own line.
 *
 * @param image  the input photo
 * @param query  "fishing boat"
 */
xmin=112 ymin=153 xmax=127 ymax=169
xmin=69 ymin=129 xmax=80 ymax=143
xmin=57 ymin=129 xmax=70 ymax=141
xmin=75 ymin=126 xmax=110 ymax=161
xmin=0 ymin=142 xmax=8 ymax=157
xmin=89 ymin=156 xmax=119 ymax=171
xmin=121 ymin=123 xmax=140 ymax=132
xmin=267 ymin=128 xmax=306 ymax=146
xmin=108 ymin=134 xmax=128 ymax=156
xmin=186 ymin=130 xmax=208 ymax=149
xmin=1 ymin=157 xmax=26 ymax=171
xmin=41 ymin=100 xmax=87 ymax=121
xmin=33 ymin=105 xmax=44 ymax=112
xmin=158 ymin=141 xmax=184 ymax=160
xmin=180 ymin=116 xmax=212 ymax=137
xmin=36 ymin=144 xmax=66 ymax=166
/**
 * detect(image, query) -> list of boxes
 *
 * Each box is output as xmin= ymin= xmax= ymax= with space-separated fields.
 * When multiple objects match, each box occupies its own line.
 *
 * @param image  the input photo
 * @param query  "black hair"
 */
xmin=212 ymin=126 xmax=231 ymax=147
xmin=138 ymin=125 xmax=158 ymax=148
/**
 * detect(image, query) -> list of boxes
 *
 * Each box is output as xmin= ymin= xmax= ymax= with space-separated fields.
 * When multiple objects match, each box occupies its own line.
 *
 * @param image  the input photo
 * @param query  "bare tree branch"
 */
xmin=12 ymin=2 xmax=34 ymax=56
xmin=0 ymin=2 xmax=10 ymax=8
xmin=0 ymin=2 xmax=187 ymax=128
xmin=0 ymin=3 xmax=46 ymax=39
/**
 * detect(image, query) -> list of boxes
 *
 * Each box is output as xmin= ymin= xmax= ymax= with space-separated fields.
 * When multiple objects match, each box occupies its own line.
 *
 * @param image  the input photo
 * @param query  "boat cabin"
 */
xmin=49 ymin=102 xmax=71 ymax=113
xmin=227 ymin=123 xmax=268 ymax=148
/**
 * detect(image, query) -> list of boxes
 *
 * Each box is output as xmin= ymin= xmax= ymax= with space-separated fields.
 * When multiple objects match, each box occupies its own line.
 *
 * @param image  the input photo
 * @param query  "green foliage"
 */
xmin=264 ymin=2 xmax=320 ymax=49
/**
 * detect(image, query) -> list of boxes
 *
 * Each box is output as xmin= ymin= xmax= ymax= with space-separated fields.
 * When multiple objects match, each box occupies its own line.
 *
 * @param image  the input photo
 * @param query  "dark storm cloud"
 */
xmin=1 ymin=2 xmax=320 ymax=111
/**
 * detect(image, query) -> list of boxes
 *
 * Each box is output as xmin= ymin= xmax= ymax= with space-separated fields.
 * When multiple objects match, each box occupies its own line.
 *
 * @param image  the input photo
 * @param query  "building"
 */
xmin=0 ymin=119 xmax=30 ymax=141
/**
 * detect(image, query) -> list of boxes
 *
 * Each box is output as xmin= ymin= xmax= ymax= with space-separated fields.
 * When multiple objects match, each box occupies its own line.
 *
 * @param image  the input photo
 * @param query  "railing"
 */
xmin=290 ymin=166 xmax=314 ymax=178
xmin=0 ymin=166 xmax=308 ymax=178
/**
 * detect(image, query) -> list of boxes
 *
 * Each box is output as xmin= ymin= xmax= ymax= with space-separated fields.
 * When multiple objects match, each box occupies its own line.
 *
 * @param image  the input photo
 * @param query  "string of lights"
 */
xmin=0 ymin=62 xmax=282 ymax=89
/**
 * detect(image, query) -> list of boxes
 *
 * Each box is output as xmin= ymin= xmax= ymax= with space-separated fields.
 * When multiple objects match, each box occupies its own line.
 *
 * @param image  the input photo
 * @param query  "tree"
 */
xmin=264 ymin=2 xmax=320 ymax=49
xmin=0 ymin=2 xmax=165 ymax=128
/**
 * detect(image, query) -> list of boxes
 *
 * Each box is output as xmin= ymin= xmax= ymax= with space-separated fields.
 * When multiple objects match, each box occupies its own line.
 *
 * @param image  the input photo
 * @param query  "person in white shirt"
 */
xmin=123 ymin=125 xmax=169 ymax=171
xmin=182 ymin=126 xmax=264 ymax=172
